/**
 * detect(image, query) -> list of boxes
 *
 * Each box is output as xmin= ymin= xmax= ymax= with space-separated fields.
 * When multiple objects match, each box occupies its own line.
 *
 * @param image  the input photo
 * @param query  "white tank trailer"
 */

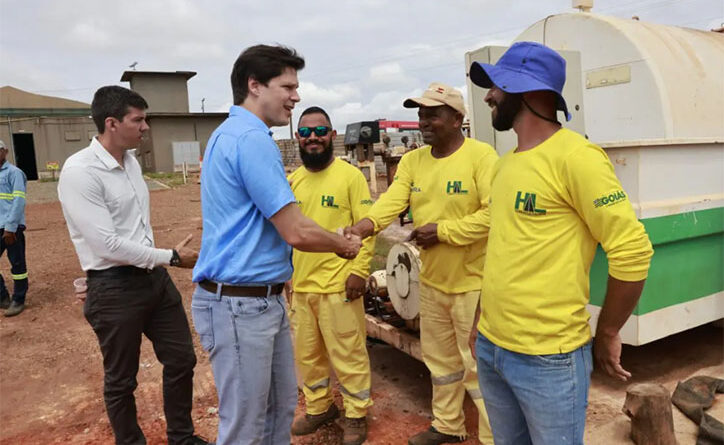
xmin=364 ymin=11 xmax=723 ymax=356
xmin=466 ymin=12 xmax=723 ymax=346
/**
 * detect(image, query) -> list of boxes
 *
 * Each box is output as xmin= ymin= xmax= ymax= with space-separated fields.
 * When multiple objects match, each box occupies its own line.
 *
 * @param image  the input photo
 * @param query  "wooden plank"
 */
xmin=365 ymin=314 xmax=422 ymax=361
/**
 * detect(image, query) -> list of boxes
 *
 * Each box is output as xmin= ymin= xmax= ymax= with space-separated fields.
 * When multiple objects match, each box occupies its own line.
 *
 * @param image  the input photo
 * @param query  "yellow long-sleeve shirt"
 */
xmin=478 ymin=128 xmax=653 ymax=355
xmin=289 ymin=158 xmax=375 ymax=293
xmin=366 ymin=138 xmax=499 ymax=294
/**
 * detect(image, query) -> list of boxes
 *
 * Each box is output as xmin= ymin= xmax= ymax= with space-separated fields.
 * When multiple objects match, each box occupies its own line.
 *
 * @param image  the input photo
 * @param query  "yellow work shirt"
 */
xmin=479 ymin=128 xmax=654 ymax=355
xmin=289 ymin=158 xmax=375 ymax=293
xmin=366 ymin=138 xmax=498 ymax=294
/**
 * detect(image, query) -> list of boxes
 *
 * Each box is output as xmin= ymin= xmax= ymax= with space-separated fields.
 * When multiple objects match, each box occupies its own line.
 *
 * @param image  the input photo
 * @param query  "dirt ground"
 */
xmin=0 ymin=181 xmax=721 ymax=444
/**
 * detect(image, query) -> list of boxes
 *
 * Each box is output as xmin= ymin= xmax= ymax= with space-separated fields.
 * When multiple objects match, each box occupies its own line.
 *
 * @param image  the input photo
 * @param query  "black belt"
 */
xmin=87 ymin=266 xmax=156 ymax=278
xmin=199 ymin=280 xmax=284 ymax=297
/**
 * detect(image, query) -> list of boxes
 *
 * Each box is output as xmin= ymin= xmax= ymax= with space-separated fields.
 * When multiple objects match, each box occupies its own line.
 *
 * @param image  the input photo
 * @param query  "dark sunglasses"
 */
xmin=298 ymin=126 xmax=331 ymax=138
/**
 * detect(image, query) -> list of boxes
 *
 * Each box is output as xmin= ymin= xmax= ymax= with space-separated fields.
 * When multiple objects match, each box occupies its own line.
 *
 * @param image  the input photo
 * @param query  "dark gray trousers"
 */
xmin=85 ymin=266 xmax=197 ymax=445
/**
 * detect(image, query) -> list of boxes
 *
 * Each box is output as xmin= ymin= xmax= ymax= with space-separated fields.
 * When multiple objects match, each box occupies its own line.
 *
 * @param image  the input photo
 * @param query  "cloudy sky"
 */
xmin=1 ymin=0 xmax=721 ymax=138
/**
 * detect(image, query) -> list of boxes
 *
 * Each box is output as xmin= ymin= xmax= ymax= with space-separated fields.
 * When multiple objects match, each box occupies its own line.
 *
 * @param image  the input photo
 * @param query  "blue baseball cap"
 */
xmin=469 ymin=41 xmax=571 ymax=121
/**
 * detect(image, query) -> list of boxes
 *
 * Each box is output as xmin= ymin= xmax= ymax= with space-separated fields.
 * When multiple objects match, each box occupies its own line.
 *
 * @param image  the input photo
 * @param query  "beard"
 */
xmin=492 ymin=93 xmax=523 ymax=131
xmin=299 ymin=140 xmax=334 ymax=170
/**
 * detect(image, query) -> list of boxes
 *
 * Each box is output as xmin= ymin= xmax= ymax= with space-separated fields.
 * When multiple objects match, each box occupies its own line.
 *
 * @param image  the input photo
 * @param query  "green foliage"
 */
xmin=144 ymin=172 xmax=188 ymax=188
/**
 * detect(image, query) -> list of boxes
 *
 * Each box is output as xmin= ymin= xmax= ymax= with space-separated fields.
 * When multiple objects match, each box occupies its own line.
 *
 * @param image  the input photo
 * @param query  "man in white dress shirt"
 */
xmin=58 ymin=86 xmax=211 ymax=445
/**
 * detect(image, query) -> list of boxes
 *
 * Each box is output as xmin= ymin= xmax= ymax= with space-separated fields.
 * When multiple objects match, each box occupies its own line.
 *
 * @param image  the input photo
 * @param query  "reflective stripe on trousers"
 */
xmin=0 ymin=227 xmax=28 ymax=304
xmin=305 ymin=378 xmax=330 ymax=392
xmin=419 ymin=283 xmax=493 ymax=444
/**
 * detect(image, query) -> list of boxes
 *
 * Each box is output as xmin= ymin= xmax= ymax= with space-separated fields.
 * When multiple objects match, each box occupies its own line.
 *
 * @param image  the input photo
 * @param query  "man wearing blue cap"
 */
xmin=467 ymin=42 xmax=654 ymax=444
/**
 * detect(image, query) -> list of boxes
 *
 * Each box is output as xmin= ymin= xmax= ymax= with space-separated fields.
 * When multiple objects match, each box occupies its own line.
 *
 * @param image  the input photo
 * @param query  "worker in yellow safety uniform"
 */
xmin=288 ymin=106 xmax=375 ymax=445
xmin=467 ymin=41 xmax=653 ymax=445
xmin=346 ymin=83 xmax=498 ymax=445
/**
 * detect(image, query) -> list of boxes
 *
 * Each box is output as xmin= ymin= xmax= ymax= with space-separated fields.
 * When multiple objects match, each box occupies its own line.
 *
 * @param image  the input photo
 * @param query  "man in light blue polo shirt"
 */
xmin=192 ymin=44 xmax=362 ymax=445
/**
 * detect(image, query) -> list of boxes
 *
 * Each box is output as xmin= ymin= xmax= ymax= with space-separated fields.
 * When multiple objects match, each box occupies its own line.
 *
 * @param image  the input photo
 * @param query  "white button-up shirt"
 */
xmin=58 ymin=137 xmax=172 ymax=271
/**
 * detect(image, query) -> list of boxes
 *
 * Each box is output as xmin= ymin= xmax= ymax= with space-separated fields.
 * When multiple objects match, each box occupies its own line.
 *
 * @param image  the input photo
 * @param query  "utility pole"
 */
xmin=6 ymin=116 xmax=17 ymax=164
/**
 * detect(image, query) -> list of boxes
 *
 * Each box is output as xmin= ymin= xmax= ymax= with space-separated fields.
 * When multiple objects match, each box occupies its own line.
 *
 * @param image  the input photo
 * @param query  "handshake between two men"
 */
xmin=342 ymin=218 xmax=440 ymax=250
xmin=336 ymin=218 xmax=438 ymax=304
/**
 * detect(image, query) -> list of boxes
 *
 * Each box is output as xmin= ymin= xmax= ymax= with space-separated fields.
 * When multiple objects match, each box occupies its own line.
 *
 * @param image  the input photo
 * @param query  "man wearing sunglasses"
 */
xmin=192 ymin=45 xmax=362 ymax=445
xmin=287 ymin=106 xmax=375 ymax=445
xmin=345 ymin=83 xmax=497 ymax=445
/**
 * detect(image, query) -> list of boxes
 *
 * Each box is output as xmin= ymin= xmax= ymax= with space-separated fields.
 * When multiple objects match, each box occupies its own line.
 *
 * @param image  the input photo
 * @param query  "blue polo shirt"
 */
xmin=192 ymin=106 xmax=296 ymax=285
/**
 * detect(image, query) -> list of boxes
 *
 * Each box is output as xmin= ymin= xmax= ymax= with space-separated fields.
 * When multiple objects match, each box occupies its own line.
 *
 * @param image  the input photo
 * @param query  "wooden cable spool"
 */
xmin=385 ymin=242 xmax=422 ymax=320
xmin=367 ymin=270 xmax=388 ymax=297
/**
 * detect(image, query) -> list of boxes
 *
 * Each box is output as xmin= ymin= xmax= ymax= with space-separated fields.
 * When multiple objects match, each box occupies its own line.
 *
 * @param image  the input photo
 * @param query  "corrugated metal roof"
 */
xmin=0 ymin=86 xmax=90 ymax=110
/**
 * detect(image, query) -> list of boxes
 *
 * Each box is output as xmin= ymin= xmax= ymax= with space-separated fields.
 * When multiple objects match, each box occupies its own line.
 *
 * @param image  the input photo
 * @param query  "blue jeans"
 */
xmin=192 ymin=285 xmax=297 ymax=445
xmin=475 ymin=332 xmax=593 ymax=445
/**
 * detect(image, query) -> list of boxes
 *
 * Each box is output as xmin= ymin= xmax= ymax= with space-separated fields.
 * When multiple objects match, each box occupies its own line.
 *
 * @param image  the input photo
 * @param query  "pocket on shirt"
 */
xmin=191 ymin=304 xmax=215 ymax=352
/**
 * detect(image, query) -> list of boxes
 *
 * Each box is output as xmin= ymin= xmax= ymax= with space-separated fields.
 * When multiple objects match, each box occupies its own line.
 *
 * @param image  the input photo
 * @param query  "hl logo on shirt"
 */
xmin=446 ymin=181 xmax=468 ymax=195
xmin=360 ymin=199 xmax=374 ymax=206
xmin=321 ymin=195 xmax=340 ymax=208
xmin=514 ymin=191 xmax=547 ymax=215
xmin=593 ymin=190 xmax=627 ymax=208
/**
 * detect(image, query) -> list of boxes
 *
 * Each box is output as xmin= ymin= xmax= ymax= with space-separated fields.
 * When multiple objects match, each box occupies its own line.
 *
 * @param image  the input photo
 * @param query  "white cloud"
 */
xmin=367 ymin=62 xmax=415 ymax=88
xmin=1 ymin=0 xmax=719 ymax=139
xmin=457 ymin=83 xmax=469 ymax=102
xmin=66 ymin=22 xmax=112 ymax=49
xmin=213 ymin=101 xmax=233 ymax=113
xmin=171 ymin=42 xmax=226 ymax=62
xmin=0 ymin=49 xmax=67 ymax=92
xmin=298 ymin=82 xmax=359 ymax=107
xmin=320 ymin=88 xmax=419 ymax=134
xmin=369 ymin=63 xmax=404 ymax=78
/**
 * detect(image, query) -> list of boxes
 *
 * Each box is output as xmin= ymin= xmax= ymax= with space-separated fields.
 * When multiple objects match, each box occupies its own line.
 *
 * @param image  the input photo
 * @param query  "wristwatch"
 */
xmin=170 ymin=249 xmax=181 ymax=267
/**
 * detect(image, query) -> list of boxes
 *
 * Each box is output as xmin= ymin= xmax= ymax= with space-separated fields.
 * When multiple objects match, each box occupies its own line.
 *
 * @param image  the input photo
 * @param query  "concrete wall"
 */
xmin=129 ymin=75 xmax=190 ymax=113
xmin=142 ymin=115 xmax=226 ymax=173
xmin=0 ymin=116 xmax=97 ymax=178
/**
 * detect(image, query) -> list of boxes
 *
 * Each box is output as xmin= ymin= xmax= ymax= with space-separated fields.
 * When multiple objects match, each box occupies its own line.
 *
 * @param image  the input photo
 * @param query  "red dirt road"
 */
xmin=0 ymin=183 xmax=721 ymax=444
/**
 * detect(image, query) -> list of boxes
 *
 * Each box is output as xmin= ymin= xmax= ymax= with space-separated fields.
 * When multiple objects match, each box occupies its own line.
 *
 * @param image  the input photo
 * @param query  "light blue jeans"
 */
xmin=475 ymin=332 xmax=593 ymax=445
xmin=192 ymin=285 xmax=297 ymax=445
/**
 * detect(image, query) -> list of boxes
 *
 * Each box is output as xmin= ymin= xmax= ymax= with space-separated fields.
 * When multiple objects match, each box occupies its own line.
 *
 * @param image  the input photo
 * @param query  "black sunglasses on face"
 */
xmin=298 ymin=126 xmax=331 ymax=138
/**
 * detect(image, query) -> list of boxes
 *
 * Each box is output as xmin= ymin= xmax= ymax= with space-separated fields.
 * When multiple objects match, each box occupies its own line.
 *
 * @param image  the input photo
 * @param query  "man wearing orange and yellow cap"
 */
xmin=346 ymin=83 xmax=497 ymax=445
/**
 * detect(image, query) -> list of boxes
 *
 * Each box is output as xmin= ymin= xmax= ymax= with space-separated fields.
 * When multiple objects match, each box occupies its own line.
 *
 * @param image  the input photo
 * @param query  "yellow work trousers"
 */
xmin=290 ymin=291 xmax=373 ymax=418
xmin=419 ymin=283 xmax=493 ymax=444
